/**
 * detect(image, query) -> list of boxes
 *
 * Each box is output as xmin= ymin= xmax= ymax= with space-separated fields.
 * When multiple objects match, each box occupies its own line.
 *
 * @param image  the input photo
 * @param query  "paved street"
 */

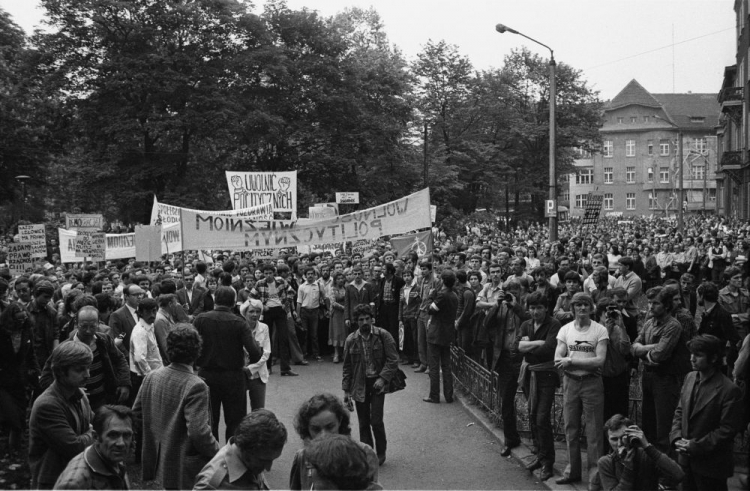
xmin=218 ymin=358 xmax=545 ymax=490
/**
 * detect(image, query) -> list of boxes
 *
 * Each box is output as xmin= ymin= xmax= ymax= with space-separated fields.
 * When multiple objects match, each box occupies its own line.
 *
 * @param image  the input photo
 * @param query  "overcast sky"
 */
xmin=0 ymin=0 xmax=736 ymax=100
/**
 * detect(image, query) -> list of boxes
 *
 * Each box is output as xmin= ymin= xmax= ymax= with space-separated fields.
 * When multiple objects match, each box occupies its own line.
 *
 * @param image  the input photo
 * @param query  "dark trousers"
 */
xmin=354 ymin=377 xmax=387 ymax=458
xmin=379 ymin=302 xmax=400 ymax=352
xmin=528 ymin=371 xmax=558 ymax=466
xmin=318 ymin=316 xmax=331 ymax=355
xmin=641 ymin=371 xmax=680 ymax=452
xmin=495 ymin=354 xmax=520 ymax=446
xmin=130 ymin=372 xmax=144 ymax=461
xmin=264 ymin=306 xmax=291 ymax=372
xmin=681 ymin=464 xmax=728 ymax=491
xmin=200 ymin=368 xmax=246 ymax=443
xmin=427 ymin=342 xmax=453 ymax=401
xmin=603 ymin=370 xmax=630 ymax=422
xmin=246 ymin=377 xmax=266 ymax=411
xmin=300 ymin=307 xmax=320 ymax=357
xmin=402 ymin=317 xmax=418 ymax=363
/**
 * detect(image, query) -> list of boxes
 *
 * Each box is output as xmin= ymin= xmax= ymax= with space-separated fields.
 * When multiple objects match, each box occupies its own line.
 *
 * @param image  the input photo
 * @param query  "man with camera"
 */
xmin=597 ymin=297 xmax=631 ymax=422
xmin=596 ymin=414 xmax=684 ymax=491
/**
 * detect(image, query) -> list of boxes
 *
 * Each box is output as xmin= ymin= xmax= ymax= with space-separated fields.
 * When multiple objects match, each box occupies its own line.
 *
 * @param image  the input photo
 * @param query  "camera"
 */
xmin=624 ymin=434 xmax=640 ymax=448
xmin=605 ymin=308 xmax=620 ymax=320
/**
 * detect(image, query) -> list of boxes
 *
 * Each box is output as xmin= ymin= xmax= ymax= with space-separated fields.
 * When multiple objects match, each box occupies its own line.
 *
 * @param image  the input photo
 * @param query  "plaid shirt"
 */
xmin=54 ymin=445 xmax=129 ymax=490
xmin=253 ymin=279 xmax=291 ymax=308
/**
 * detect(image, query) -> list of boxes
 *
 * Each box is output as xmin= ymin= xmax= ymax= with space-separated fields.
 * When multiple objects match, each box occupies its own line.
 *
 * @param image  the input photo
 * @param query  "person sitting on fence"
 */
xmin=594 ymin=414 xmax=684 ymax=491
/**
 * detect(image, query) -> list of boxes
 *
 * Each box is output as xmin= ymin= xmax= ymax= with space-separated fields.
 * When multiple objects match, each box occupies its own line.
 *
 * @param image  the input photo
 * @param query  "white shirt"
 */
xmin=126 ymin=304 xmax=138 ymax=325
xmin=129 ymin=319 xmax=163 ymax=376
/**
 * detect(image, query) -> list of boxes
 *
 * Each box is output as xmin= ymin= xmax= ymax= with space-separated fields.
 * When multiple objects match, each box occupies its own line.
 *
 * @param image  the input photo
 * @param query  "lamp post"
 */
xmin=15 ymin=175 xmax=31 ymax=222
xmin=496 ymin=23 xmax=557 ymax=241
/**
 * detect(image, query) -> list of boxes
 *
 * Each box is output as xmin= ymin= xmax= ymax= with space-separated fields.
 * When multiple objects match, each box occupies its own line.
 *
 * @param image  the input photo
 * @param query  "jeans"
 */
xmin=300 ymin=307 xmax=319 ymax=357
xmin=355 ymin=377 xmax=387 ymax=458
xmin=417 ymin=311 xmax=429 ymax=366
xmin=495 ymin=354 xmax=520 ymax=446
xmin=246 ymin=377 xmax=266 ymax=411
xmin=264 ymin=306 xmax=291 ymax=372
xmin=528 ymin=371 xmax=558 ymax=466
xmin=199 ymin=368 xmax=246 ymax=443
xmin=562 ymin=374 xmax=604 ymax=482
xmin=402 ymin=317 xmax=418 ymax=363
xmin=641 ymin=370 xmax=680 ymax=452
xmin=379 ymin=302 xmax=400 ymax=353
xmin=427 ymin=343 xmax=453 ymax=401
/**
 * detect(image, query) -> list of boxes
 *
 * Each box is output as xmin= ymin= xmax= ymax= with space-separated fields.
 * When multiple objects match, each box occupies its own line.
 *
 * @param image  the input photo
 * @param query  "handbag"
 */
xmin=387 ymin=368 xmax=407 ymax=393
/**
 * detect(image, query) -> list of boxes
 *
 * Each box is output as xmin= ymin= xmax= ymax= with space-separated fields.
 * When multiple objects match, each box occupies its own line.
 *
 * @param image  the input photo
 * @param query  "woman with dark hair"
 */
xmin=290 ymin=393 xmax=379 ymax=490
xmin=305 ymin=435 xmax=382 ymax=490
xmin=0 ymin=303 xmax=40 ymax=456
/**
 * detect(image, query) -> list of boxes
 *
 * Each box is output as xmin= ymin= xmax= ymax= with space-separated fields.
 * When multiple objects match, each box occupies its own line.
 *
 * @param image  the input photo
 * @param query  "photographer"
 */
xmin=596 ymin=414 xmax=684 ymax=491
xmin=596 ymin=297 xmax=631 ymax=422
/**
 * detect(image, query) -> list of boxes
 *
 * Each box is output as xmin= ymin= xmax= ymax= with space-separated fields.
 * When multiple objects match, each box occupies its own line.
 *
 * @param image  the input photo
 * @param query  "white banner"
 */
xmin=225 ymin=171 xmax=297 ymax=218
xmin=66 ymin=214 xmax=103 ymax=231
xmin=18 ymin=224 xmax=47 ymax=258
xmin=180 ymin=188 xmax=431 ymax=251
xmin=150 ymin=196 xmax=274 ymax=226
xmin=161 ymin=222 xmax=183 ymax=254
xmin=8 ymin=243 xmax=34 ymax=275
xmin=335 ymin=192 xmax=359 ymax=204
xmin=309 ymin=206 xmax=337 ymax=220
xmin=75 ymin=232 xmax=105 ymax=260
xmin=59 ymin=229 xmax=136 ymax=263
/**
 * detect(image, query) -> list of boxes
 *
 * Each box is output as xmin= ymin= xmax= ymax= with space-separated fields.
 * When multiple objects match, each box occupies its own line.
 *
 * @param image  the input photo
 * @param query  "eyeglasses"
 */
xmin=130 ymin=293 xmax=145 ymax=298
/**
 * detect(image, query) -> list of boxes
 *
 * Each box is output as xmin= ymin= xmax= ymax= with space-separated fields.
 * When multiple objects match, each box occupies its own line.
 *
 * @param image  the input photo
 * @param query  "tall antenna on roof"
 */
xmin=672 ymin=24 xmax=675 ymax=92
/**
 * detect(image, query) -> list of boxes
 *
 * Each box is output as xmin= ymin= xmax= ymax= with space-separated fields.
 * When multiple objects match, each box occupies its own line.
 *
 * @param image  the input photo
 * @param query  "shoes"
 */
xmin=444 ymin=397 xmax=454 ymax=403
xmin=500 ymin=443 xmax=519 ymax=457
xmin=422 ymin=397 xmax=440 ymax=403
xmin=539 ymin=465 xmax=554 ymax=482
xmin=555 ymin=476 xmax=581 ymax=485
xmin=414 ymin=365 xmax=427 ymax=373
xmin=411 ymin=362 xmax=420 ymax=369
xmin=281 ymin=370 xmax=299 ymax=376
xmin=400 ymin=359 xmax=411 ymax=365
xmin=525 ymin=459 xmax=542 ymax=472
xmin=333 ymin=356 xmax=340 ymax=363
xmin=294 ymin=360 xmax=309 ymax=366
xmin=315 ymin=356 xmax=323 ymax=361
xmin=378 ymin=454 xmax=386 ymax=466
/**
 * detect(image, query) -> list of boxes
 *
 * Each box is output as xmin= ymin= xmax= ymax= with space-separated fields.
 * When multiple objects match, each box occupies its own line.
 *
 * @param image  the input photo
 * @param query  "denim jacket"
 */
xmin=342 ymin=327 xmax=399 ymax=403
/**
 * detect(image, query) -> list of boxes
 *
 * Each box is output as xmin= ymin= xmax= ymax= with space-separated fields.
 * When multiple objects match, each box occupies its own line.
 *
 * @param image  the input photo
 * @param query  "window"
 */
xmin=576 ymin=168 xmax=593 ymax=184
xmin=660 ymin=141 xmax=670 ymax=155
xmin=649 ymin=192 xmax=657 ymax=209
xmin=604 ymin=167 xmax=613 ymax=184
xmin=626 ymin=167 xmax=635 ymax=183
xmin=647 ymin=140 xmax=653 ymax=156
xmin=575 ymin=147 xmax=592 ymax=159
xmin=647 ymin=168 xmax=654 ymax=183
xmin=643 ymin=116 xmax=650 ymax=123
xmin=603 ymin=193 xmax=613 ymax=210
xmin=561 ymin=190 xmax=570 ymax=202
xmin=693 ymin=138 xmax=707 ymax=153
xmin=626 ymin=140 xmax=636 ymax=157
xmin=575 ymin=194 xmax=587 ymax=208
xmin=603 ymin=140 xmax=613 ymax=157
xmin=630 ymin=117 xmax=637 ymax=123
xmin=660 ymin=168 xmax=670 ymax=183
xmin=626 ymin=193 xmax=636 ymax=210
xmin=617 ymin=117 xmax=624 ymax=124
xmin=690 ymin=117 xmax=705 ymax=123
xmin=692 ymin=165 xmax=705 ymax=180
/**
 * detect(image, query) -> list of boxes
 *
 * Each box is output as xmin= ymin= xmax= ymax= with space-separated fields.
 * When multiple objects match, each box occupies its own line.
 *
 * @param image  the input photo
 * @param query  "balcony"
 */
xmin=719 ymin=86 xmax=743 ymax=105
xmin=720 ymin=150 xmax=743 ymax=169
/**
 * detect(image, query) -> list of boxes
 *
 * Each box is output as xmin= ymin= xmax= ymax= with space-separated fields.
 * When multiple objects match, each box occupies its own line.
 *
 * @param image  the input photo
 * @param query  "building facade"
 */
xmin=568 ymin=80 xmax=719 ymax=218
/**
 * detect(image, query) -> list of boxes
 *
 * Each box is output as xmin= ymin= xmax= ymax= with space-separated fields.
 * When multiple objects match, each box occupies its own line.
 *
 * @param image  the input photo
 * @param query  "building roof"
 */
xmin=652 ymin=93 xmax=720 ymax=130
xmin=607 ymin=79 xmax=662 ymax=111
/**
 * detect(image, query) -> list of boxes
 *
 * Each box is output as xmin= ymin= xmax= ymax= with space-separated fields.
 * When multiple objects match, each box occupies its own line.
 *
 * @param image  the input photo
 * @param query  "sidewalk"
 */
xmin=456 ymin=391 xmax=746 ymax=491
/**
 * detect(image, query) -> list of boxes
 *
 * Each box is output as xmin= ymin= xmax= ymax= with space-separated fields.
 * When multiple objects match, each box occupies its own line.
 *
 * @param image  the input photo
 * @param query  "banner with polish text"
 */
xmin=225 ymin=171 xmax=297 ymax=219
xmin=180 ymin=188 xmax=431 ymax=251
xmin=150 ymin=196 xmax=274 ymax=226
xmin=59 ymin=229 xmax=135 ymax=263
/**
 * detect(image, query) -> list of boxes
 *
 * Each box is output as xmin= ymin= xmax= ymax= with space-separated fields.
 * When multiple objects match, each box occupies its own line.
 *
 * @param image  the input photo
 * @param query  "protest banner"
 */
xmin=66 ymin=214 xmax=103 ymax=231
xmin=335 ymin=192 xmax=359 ymax=204
xmin=135 ymin=226 xmax=162 ymax=262
xmin=149 ymin=196 xmax=274 ymax=226
xmin=350 ymin=239 xmax=377 ymax=256
xmin=105 ymin=233 xmax=136 ymax=260
xmin=299 ymin=242 xmax=344 ymax=256
xmin=225 ymin=171 xmax=297 ymax=218
xmin=308 ymin=206 xmax=337 ymax=220
xmin=181 ymin=188 xmax=431 ymax=251
xmin=74 ymin=232 xmax=105 ymax=260
xmin=390 ymin=230 xmax=433 ymax=258
xmin=161 ymin=221 xmax=183 ymax=254
xmin=582 ymin=193 xmax=603 ymax=226
xmin=18 ymin=224 xmax=47 ymax=258
xmin=7 ymin=243 xmax=34 ymax=275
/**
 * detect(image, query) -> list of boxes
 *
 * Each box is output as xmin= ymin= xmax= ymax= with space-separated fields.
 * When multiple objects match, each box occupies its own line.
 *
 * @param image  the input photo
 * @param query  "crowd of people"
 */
xmin=0 ymin=213 xmax=749 ymax=490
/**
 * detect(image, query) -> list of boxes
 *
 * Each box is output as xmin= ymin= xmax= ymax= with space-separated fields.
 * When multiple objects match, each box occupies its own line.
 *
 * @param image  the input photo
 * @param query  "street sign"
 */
xmin=335 ymin=192 xmax=359 ymax=204
xmin=545 ymin=200 xmax=557 ymax=218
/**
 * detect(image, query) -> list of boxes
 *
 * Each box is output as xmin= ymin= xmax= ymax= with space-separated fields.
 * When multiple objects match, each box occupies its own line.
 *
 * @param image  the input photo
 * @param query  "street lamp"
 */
xmin=652 ymin=114 xmax=683 ymax=233
xmin=496 ymin=23 xmax=557 ymax=241
xmin=15 ymin=175 xmax=31 ymax=222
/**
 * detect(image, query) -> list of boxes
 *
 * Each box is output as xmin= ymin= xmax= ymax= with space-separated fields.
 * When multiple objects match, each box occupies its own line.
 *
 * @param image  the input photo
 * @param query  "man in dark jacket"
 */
xmin=27 ymin=281 xmax=59 ymax=368
xmin=423 ymin=270 xmax=458 ymax=404
xmin=377 ymin=263 xmax=405 ymax=360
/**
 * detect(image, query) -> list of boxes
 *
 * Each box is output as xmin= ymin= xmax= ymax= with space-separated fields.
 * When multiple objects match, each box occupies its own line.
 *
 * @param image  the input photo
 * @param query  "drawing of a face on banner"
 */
xmin=226 ymin=171 xmax=297 ymax=219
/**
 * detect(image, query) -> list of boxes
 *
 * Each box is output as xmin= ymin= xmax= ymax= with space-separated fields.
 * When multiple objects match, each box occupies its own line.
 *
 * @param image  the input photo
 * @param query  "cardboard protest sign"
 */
xmin=225 ymin=171 xmax=297 ymax=219
xmin=135 ymin=226 xmax=162 ymax=262
xmin=74 ymin=232 xmax=105 ymax=260
xmin=390 ymin=230 xmax=433 ymax=258
xmin=335 ymin=192 xmax=359 ymax=204
xmin=350 ymin=239 xmax=377 ymax=256
xmin=106 ymin=234 xmax=136 ymax=259
xmin=18 ymin=224 xmax=47 ymax=258
xmin=161 ymin=221 xmax=183 ymax=254
xmin=7 ymin=243 xmax=34 ymax=275
xmin=181 ymin=188 xmax=431 ymax=251
xmin=308 ymin=206 xmax=337 ymax=220
xmin=150 ymin=196 xmax=274 ymax=226
xmin=582 ymin=193 xmax=603 ymax=226
xmin=66 ymin=214 xmax=103 ymax=231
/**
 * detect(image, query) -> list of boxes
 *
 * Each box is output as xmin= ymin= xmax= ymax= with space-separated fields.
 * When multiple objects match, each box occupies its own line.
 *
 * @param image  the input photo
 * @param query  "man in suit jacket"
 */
xmin=377 ymin=263 xmax=405 ymax=358
xmin=133 ymin=324 xmax=220 ymax=490
xmin=670 ymin=334 xmax=744 ymax=491
xmin=176 ymin=273 xmax=205 ymax=320
xmin=108 ymin=284 xmax=145 ymax=361
xmin=423 ymin=270 xmax=458 ymax=404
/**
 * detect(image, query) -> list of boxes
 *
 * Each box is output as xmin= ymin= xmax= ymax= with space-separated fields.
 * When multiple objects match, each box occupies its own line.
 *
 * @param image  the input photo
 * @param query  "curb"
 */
xmin=456 ymin=391 xmax=587 ymax=491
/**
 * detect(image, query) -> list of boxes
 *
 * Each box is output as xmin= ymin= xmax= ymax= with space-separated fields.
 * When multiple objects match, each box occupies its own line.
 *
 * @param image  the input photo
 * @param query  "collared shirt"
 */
xmin=356 ymin=330 xmax=378 ymax=378
xmin=53 ymin=445 xmax=129 ymax=490
xmin=478 ymin=282 xmax=503 ymax=307
xmin=635 ymin=314 xmax=682 ymax=366
xmin=126 ymin=304 xmax=138 ymax=325
xmin=194 ymin=440 xmax=268 ymax=490
xmin=297 ymin=281 xmax=321 ymax=309
xmin=129 ymin=319 xmax=163 ymax=376
xmin=317 ymin=276 xmax=333 ymax=301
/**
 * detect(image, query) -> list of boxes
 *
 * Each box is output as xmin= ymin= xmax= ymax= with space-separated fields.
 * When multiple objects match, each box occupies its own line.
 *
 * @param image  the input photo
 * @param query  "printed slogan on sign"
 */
xmin=226 ymin=171 xmax=297 ymax=219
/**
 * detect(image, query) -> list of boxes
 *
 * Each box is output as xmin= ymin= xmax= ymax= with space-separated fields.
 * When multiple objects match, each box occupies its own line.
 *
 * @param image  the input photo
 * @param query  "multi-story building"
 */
xmin=716 ymin=0 xmax=749 ymax=218
xmin=568 ymin=80 xmax=719 ymax=218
